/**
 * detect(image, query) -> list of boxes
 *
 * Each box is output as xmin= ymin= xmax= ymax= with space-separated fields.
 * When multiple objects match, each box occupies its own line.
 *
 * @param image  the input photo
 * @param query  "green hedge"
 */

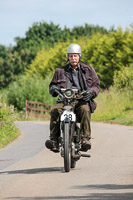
xmin=7 ymin=75 xmax=57 ymax=110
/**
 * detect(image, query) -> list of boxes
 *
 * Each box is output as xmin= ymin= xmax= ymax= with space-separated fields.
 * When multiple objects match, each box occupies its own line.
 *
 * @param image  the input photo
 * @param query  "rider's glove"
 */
xmin=49 ymin=85 xmax=60 ymax=97
xmin=82 ymin=88 xmax=95 ymax=102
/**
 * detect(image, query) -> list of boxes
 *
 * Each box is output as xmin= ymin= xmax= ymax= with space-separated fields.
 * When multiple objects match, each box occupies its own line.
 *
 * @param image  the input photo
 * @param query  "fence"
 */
xmin=25 ymin=100 xmax=55 ymax=119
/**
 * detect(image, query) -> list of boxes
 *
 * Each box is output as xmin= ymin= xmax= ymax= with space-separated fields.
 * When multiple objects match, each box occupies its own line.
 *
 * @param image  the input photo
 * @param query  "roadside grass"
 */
xmin=111 ymin=110 xmax=133 ymax=126
xmin=13 ymin=111 xmax=51 ymax=121
xmin=12 ymin=87 xmax=133 ymax=126
xmin=0 ymin=121 xmax=20 ymax=148
xmin=0 ymin=103 xmax=20 ymax=148
xmin=92 ymin=88 xmax=133 ymax=126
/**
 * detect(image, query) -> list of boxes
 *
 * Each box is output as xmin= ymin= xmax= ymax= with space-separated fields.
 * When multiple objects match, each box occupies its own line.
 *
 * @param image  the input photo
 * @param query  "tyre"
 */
xmin=64 ymin=123 xmax=71 ymax=172
xmin=71 ymin=159 xmax=76 ymax=168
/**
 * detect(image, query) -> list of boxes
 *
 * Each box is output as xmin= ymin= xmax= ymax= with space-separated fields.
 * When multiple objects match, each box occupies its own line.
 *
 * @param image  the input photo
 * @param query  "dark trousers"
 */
xmin=50 ymin=100 xmax=91 ymax=140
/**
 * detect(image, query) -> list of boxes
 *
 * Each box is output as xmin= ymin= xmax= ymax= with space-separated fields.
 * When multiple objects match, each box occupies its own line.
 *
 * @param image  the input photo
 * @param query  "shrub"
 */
xmin=7 ymin=75 xmax=57 ymax=110
xmin=113 ymin=64 xmax=133 ymax=90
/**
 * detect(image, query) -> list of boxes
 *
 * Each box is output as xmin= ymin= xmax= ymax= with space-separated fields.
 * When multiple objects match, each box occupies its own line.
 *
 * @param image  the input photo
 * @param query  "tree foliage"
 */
xmin=0 ymin=22 xmax=109 ymax=88
xmin=0 ymin=21 xmax=133 ymax=89
xmin=0 ymin=46 xmax=26 ymax=88
xmin=27 ymin=29 xmax=133 ymax=88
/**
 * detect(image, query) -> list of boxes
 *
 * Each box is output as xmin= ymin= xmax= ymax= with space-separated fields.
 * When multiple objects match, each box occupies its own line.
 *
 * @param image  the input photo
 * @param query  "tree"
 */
xmin=0 ymin=22 xmax=110 ymax=88
xmin=27 ymin=30 xmax=133 ymax=88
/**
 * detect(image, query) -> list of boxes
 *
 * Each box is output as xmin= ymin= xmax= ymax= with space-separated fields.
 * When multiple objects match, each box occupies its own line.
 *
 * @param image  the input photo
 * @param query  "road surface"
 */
xmin=0 ymin=121 xmax=133 ymax=200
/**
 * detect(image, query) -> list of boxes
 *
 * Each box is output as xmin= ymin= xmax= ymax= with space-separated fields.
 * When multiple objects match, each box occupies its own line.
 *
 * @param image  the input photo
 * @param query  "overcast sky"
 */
xmin=0 ymin=0 xmax=133 ymax=46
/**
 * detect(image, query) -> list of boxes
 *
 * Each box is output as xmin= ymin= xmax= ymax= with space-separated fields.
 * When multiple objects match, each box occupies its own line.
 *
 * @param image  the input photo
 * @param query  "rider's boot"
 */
xmin=45 ymin=139 xmax=60 ymax=153
xmin=80 ymin=138 xmax=91 ymax=152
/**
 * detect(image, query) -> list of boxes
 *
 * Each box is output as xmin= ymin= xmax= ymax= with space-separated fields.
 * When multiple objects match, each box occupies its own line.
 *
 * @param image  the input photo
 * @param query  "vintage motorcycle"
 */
xmin=55 ymin=88 xmax=90 ymax=172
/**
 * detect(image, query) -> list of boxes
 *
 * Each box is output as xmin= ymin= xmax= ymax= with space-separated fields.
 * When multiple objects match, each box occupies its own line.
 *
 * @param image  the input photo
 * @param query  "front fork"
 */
xmin=60 ymin=121 xmax=70 ymax=157
xmin=60 ymin=121 xmax=81 ymax=160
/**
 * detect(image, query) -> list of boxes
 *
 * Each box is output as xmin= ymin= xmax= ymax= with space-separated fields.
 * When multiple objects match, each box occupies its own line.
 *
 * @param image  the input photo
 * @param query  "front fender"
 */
xmin=64 ymin=117 xmax=71 ymax=123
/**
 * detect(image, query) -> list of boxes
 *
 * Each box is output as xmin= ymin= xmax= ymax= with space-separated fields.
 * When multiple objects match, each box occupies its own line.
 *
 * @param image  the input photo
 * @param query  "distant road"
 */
xmin=0 ymin=121 xmax=133 ymax=200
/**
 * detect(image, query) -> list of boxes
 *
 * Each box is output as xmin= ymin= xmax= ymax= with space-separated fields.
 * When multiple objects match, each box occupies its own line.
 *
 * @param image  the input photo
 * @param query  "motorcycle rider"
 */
xmin=45 ymin=43 xmax=100 ymax=152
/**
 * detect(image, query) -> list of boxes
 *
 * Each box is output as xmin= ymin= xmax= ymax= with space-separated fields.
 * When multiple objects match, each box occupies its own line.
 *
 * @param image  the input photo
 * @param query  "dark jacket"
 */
xmin=49 ymin=62 xmax=100 ymax=112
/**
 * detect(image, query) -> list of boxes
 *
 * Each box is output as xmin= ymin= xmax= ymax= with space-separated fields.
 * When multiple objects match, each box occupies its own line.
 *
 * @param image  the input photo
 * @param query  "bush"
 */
xmin=113 ymin=64 xmax=133 ymax=90
xmin=7 ymin=75 xmax=57 ymax=110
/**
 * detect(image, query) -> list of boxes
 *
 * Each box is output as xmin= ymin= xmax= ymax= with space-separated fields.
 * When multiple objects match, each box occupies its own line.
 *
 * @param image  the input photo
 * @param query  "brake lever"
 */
xmin=55 ymin=89 xmax=64 ymax=99
xmin=76 ymin=90 xmax=86 ymax=99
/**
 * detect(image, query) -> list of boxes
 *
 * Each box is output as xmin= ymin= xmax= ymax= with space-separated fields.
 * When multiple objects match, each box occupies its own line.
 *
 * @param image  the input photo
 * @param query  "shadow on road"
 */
xmin=0 ymin=167 xmax=63 ymax=175
xmin=3 ymin=184 xmax=133 ymax=200
xmin=5 ymin=192 xmax=133 ymax=200
xmin=72 ymin=184 xmax=133 ymax=190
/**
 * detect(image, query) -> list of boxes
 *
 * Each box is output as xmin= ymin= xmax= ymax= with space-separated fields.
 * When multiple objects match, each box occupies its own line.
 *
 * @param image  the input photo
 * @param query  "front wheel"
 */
xmin=64 ymin=123 xmax=71 ymax=172
xmin=71 ymin=159 xmax=76 ymax=168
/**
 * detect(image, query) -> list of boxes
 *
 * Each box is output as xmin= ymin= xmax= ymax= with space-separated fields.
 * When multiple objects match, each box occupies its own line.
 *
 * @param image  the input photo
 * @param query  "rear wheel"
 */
xmin=64 ymin=123 xmax=71 ymax=172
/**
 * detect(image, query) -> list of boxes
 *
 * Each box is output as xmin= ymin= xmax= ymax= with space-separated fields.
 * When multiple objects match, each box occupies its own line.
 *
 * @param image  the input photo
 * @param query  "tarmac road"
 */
xmin=0 ymin=121 xmax=133 ymax=200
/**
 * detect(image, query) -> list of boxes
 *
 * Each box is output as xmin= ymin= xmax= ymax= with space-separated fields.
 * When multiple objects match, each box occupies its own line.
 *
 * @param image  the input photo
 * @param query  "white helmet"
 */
xmin=66 ymin=43 xmax=82 ymax=58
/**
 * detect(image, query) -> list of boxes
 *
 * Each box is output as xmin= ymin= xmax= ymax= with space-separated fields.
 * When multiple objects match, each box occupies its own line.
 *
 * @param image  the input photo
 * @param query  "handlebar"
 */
xmin=60 ymin=88 xmax=78 ymax=93
xmin=54 ymin=89 xmax=64 ymax=99
xmin=55 ymin=88 xmax=86 ymax=100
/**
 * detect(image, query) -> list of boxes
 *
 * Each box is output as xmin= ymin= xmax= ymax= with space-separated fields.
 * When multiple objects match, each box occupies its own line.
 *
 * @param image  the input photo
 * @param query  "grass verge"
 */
xmin=0 ymin=103 xmax=20 ymax=148
xmin=92 ymin=88 xmax=133 ymax=126
xmin=0 ymin=120 xmax=20 ymax=148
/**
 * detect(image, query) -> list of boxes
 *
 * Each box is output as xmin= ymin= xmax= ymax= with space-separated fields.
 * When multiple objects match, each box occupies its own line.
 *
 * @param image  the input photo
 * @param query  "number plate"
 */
xmin=61 ymin=110 xmax=76 ymax=122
